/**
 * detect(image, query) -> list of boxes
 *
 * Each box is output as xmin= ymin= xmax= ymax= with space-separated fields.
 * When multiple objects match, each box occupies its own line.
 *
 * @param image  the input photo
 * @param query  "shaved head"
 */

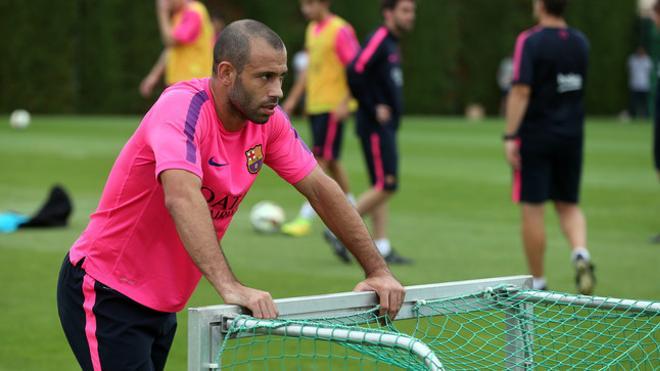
xmin=212 ymin=19 xmax=286 ymax=75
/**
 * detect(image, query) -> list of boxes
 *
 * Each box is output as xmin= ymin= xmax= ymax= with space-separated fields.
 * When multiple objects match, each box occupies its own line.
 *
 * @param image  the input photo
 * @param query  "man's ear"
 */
xmin=217 ymin=61 xmax=236 ymax=86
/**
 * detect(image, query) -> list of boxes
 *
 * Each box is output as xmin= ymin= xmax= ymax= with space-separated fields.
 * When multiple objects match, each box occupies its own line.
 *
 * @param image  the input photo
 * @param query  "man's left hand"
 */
xmin=504 ymin=139 xmax=521 ymax=170
xmin=332 ymin=101 xmax=350 ymax=122
xmin=354 ymin=270 xmax=405 ymax=320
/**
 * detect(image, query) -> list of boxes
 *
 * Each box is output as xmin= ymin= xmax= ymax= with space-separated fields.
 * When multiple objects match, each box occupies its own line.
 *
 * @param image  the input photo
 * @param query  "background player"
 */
xmin=650 ymin=0 xmax=660 ymax=244
xmin=57 ymin=20 xmax=404 ymax=370
xmin=140 ymin=0 xmax=214 ymax=97
xmin=280 ymin=0 xmax=361 ymax=237
xmin=333 ymin=0 xmax=416 ymax=264
xmin=504 ymin=0 xmax=595 ymax=293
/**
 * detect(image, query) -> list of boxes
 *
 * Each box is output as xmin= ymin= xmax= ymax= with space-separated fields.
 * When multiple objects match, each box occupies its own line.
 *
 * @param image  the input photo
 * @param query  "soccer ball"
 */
xmin=9 ymin=109 xmax=31 ymax=129
xmin=249 ymin=201 xmax=285 ymax=234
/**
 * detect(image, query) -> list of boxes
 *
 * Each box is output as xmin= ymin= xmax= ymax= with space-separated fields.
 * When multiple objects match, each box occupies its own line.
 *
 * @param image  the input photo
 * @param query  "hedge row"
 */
xmin=0 ymin=0 xmax=638 ymax=115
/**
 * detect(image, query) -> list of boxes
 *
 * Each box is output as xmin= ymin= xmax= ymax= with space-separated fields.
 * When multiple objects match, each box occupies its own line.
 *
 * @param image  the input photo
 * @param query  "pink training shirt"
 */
xmin=69 ymin=78 xmax=317 ymax=313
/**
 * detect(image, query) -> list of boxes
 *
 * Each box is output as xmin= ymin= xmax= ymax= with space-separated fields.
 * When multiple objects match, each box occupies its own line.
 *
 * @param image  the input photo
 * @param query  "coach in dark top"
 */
xmin=504 ymin=0 xmax=595 ymax=294
xmin=324 ymin=0 xmax=416 ymax=265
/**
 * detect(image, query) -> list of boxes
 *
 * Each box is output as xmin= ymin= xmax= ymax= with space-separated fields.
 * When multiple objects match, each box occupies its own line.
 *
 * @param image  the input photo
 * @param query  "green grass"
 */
xmin=0 ymin=115 xmax=658 ymax=370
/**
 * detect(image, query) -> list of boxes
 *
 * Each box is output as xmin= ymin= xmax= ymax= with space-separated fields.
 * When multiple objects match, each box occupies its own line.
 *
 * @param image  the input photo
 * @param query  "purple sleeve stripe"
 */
xmin=354 ymin=27 xmax=388 ymax=74
xmin=184 ymin=90 xmax=209 ymax=164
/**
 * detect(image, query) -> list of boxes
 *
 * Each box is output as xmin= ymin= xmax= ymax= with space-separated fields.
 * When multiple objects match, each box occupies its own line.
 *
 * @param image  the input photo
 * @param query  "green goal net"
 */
xmin=188 ymin=276 xmax=659 ymax=370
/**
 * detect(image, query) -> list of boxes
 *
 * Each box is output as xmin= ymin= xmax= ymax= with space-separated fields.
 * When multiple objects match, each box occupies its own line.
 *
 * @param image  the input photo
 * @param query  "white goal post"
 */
xmin=187 ymin=275 xmax=533 ymax=371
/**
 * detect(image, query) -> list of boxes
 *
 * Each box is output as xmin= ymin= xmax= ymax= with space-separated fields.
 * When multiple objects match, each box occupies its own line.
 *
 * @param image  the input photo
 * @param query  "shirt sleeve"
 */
xmin=172 ymin=9 xmax=202 ymax=45
xmin=264 ymin=108 xmax=317 ymax=184
xmin=334 ymin=25 xmax=360 ymax=66
xmin=144 ymin=90 xmax=206 ymax=181
xmin=347 ymin=65 xmax=379 ymax=118
xmin=512 ymin=31 xmax=534 ymax=85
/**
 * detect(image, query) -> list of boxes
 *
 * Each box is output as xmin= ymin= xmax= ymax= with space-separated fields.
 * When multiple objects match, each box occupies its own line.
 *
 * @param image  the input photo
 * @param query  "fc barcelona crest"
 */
xmin=245 ymin=145 xmax=264 ymax=174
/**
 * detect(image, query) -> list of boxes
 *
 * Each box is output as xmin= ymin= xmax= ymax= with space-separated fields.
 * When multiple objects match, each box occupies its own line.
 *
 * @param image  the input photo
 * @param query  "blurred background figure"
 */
xmin=627 ymin=46 xmax=652 ymax=120
xmin=288 ymin=50 xmax=309 ymax=117
xmin=504 ymin=0 xmax=595 ymax=293
xmin=650 ymin=0 xmax=660 ymax=243
xmin=340 ymin=0 xmax=418 ymax=265
xmin=140 ymin=0 xmax=214 ymax=98
xmin=280 ymin=0 xmax=361 ymax=239
xmin=497 ymin=56 xmax=514 ymax=116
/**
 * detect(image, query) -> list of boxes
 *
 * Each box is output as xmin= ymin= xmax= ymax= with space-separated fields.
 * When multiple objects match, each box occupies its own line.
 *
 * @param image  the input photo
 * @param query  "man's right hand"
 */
xmin=375 ymin=104 xmax=392 ymax=125
xmin=220 ymin=282 xmax=279 ymax=319
xmin=354 ymin=269 xmax=405 ymax=320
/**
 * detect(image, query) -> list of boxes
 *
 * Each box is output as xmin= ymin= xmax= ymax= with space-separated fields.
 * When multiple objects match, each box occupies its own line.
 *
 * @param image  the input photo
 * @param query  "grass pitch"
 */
xmin=0 ymin=115 xmax=658 ymax=370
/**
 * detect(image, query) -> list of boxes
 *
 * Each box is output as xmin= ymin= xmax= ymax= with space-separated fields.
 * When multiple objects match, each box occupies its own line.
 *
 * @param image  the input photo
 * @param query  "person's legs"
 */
xmin=554 ymin=202 xmax=587 ymax=250
xmin=57 ymin=254 xmax=96 ymax=370
xmin=521 ymin=203 xmax=547 ymax=288
xmin=284 ymin=113 xmax=352 ymax=236
xmin=369 ymin=198 xmax=388 ymax=241
xmin=356 ymin=188 xmax=391 ymax=216
xmin=650 ymin=88 xmax=660 ymax=243
xmin=327 ymin=159 xmax=351 ymax=194
xmin=517 ymin=136 xmax=552 ymax=289
xmin=654 ymin=98 xmax=660 ymax=177
xmin=150 ymin=314 xmax=178 ymax=371
xmin=284 ymin=113 xmax=350 ymax=237
xmin=58 ymin=254 xmax=177 ymax=371
xmin=551 ymin=137 xmax=595 ymax=294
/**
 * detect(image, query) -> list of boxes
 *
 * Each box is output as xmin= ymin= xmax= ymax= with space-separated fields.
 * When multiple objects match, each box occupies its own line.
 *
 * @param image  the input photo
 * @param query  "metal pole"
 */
xmin=230 ymin=317 xmax=445 ymax=371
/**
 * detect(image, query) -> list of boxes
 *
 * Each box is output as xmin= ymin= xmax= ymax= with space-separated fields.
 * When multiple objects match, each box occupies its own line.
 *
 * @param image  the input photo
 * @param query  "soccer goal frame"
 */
xmin=187 ymin=275 xmax=534 ymax=371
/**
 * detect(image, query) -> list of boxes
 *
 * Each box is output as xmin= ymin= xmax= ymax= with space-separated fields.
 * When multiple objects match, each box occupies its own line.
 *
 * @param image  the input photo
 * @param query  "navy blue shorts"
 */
xmin=356 ymin=110 xmax=399 ymax=191
xmin=57 ymin=253 xmax=177 ymax=371
xmin=309 ymin=113 xmax=346 ymax=161
xmin=513 ymin=135 xmax=583 ymax=204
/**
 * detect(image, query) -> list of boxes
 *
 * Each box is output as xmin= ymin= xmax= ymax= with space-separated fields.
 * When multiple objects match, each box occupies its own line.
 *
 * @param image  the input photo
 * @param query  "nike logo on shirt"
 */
xmin=208 ymin=157 xmax=228 ymax=167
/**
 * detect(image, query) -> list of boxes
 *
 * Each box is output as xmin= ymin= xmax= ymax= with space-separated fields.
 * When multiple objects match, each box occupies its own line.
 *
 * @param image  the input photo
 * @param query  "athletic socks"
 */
xmin=532 ymin=277 xmax=547 ymax=290
xmin=299 ymin=201 xmax=316 ymax=220
xmin=375 ymin=238 xmax=392 ymax=256
xmin=571 ymin=247 xmax=591 ymax=263
xmin=298 ymin=193 xmax=355 ymax=220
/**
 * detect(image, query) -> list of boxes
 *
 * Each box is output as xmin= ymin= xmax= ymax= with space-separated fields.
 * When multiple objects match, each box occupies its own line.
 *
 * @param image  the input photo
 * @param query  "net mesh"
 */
xmin=217 ymin=286 xmax=660 ymax=370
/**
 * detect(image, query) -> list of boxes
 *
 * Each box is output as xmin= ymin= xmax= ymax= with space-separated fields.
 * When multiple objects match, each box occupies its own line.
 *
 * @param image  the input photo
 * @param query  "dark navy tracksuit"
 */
xmin=347 ymin=26 xmax=403 ymax=191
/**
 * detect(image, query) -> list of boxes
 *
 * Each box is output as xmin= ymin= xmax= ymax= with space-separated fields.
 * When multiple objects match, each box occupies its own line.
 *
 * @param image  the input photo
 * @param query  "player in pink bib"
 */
xmin=57 ymin=20 xmax=404 ymax=371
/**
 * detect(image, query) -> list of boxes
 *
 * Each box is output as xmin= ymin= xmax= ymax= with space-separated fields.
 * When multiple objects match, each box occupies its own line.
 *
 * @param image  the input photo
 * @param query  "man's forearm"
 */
xmin=301 ymin=170 xmax=389 ymax=276
xmin=284 ymin=71 xmax=306 ymax=111
xmin=157 ymin=4 xmax=174 ymax=46
xmin=505 ymin=86 xmax=531 ymax=135
xmin=148 ymin=50 xmax=168 ymax=79
xmin=166 ymin=191 xmax=239 ymax=294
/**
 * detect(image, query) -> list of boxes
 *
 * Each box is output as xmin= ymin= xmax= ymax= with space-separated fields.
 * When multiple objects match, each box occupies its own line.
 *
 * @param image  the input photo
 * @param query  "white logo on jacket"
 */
xmin=557 ymin=73 xmax=583 ymax=93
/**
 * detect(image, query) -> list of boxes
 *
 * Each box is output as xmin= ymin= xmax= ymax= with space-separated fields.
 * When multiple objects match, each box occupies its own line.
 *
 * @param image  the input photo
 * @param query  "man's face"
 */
xmin=300 ymin=0 xmax=326 ymax=22
xmin=389 ymin=0 xmax=416 ymax=34
xmin=228 ymin=39 xmax=287 ymax=124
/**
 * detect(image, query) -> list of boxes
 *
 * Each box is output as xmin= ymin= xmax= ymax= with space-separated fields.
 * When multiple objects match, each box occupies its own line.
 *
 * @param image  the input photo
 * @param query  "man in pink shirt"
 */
xmin=58 ymin=20 xmax=404 ymax=371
